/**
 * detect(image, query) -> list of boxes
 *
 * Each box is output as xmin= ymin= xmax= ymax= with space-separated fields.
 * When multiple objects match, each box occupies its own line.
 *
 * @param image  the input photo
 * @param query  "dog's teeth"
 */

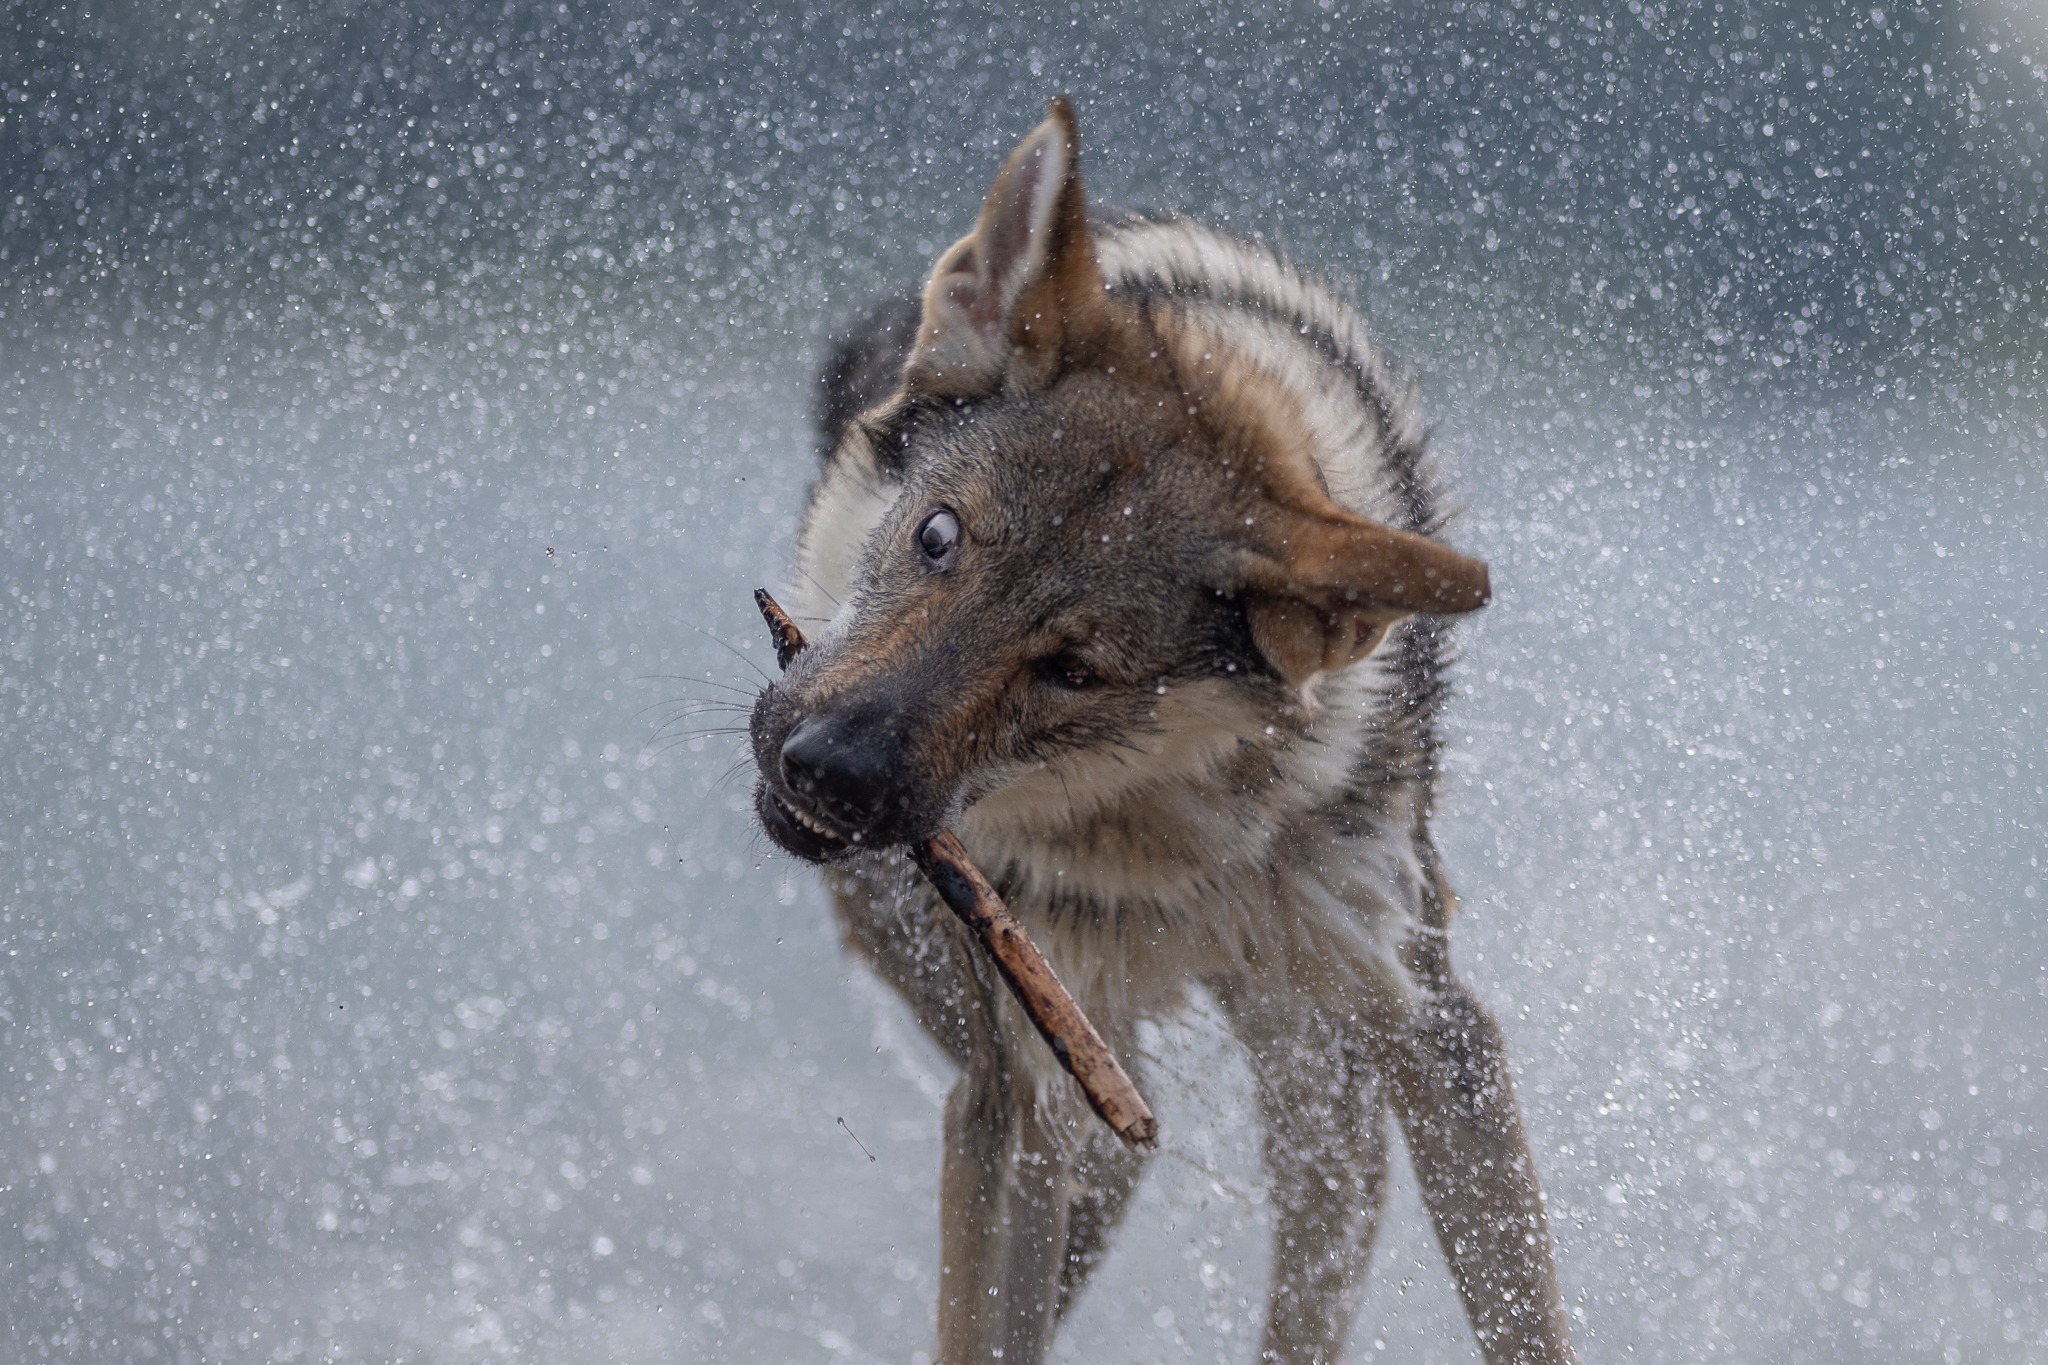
xmin=784 ymin=801 xmax=838 ymax=840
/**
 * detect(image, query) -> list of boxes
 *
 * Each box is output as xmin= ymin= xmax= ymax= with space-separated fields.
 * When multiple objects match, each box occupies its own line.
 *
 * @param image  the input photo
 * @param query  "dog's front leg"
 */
xmin=1221 ymin=988 xmax=1393 ymax=1365
xmin=1053 ymin=1124 xmax=1150 ymax=1326
xmin=997 ymin=1093 xmax=1074 ymax=1362
xmin=938 ymin=1060 xmax=1013 ymax=1363
xmin=1373 ymin=971 xmax=1578 ymax=1365
xmin=937 ymin=1059 xmax=1073 ymax=1365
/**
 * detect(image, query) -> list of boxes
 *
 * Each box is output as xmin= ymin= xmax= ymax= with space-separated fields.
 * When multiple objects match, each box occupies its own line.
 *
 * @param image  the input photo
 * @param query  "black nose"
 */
xmin=779 ymin=714 xmax=893 ymax=830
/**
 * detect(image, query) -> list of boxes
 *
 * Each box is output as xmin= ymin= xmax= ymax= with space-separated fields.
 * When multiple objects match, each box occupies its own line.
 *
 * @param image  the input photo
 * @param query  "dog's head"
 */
xmin=751 ymin=98 xmax=1490 ymax=863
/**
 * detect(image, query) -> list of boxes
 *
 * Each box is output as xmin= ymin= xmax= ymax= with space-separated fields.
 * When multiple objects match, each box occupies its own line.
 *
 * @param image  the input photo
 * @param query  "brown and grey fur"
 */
xmin=748 ymin=99 xmax=1578 ymax=1365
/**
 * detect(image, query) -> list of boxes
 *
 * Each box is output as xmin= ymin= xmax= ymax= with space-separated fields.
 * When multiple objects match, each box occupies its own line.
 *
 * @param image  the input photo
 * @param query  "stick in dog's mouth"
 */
xmin=752 ymin=587 xmax=1159 ymax=1150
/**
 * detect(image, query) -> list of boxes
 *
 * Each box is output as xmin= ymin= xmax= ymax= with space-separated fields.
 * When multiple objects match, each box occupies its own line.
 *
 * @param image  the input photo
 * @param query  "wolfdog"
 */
xmin=748 ymin=98 xmax=1577 ymax=1365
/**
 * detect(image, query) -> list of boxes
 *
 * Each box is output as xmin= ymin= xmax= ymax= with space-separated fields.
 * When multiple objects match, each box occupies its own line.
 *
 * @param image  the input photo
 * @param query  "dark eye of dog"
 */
xmin=1034 ymin=651 xmax=1096 ymax=691
xmin=917 ymin=508 xmax=960 ymax=565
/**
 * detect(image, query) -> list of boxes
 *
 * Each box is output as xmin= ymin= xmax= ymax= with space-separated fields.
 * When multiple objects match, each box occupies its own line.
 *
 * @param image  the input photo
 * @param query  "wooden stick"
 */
xmin=754 ymin=588 xmax=1159 ymax=1149
xmin=753 ymin=587 xmax=807 ymax=671
xmin=909 ymin=830 xmax=1159 ymax=1147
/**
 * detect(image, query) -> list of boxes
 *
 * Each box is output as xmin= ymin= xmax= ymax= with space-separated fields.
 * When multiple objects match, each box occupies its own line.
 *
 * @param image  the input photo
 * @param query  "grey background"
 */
xmin=3 ymin=1 xmax=2045 ymax=1360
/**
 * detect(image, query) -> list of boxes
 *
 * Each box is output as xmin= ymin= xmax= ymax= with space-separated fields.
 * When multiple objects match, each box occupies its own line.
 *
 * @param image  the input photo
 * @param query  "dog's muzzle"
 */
xmin=753 ymin=706 xmax=919 ymax=862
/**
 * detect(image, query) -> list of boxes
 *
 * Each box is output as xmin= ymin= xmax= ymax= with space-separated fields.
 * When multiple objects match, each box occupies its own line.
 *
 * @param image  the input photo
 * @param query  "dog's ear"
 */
xmin=904 ymin=96 xmax=1109 ymax=397
xmin=1239 ymin=506 xmax=1491 ymax=686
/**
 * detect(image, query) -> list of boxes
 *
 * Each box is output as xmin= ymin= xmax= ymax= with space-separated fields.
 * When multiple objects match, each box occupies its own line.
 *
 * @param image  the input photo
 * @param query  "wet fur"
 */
xmin=753 ymin=106 xmax=1577 ymax=1365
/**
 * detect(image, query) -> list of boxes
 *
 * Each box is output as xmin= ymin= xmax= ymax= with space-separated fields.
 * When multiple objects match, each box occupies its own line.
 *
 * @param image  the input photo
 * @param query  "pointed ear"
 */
xmin=1239 ymin=507 xmax=1491 ymax=686
xmin=905 ymin=96 xmax=1108 ymax=397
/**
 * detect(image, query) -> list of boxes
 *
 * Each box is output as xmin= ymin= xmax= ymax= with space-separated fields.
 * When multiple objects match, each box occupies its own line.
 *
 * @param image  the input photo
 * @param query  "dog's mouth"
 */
xmin=756 ymin=786 xmax=855 ymax=862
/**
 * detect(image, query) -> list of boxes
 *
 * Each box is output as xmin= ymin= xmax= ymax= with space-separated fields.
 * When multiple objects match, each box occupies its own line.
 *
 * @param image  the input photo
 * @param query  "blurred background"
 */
xmin=2 ymin=1 xmax=2043 ymax=1360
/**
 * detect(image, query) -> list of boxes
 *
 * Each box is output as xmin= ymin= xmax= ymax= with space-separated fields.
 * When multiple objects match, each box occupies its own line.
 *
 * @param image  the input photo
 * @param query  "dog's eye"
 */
xmin=916 ymin=508 xmax=960 ymax=566
xmin=1033 ymin=651 xmax=1097 ymax=691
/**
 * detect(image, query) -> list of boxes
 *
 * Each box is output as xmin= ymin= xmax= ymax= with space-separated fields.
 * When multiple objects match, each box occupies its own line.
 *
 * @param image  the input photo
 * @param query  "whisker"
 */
xmin=648 ymin=724 xmax=752 ymax=744
xmin=647 ymin=700 xmax=751 ymax=719
xmin=639 ymin=697 xmax=751 ymax=721
xmin=646 ymin=709 xmax=750 ymax=742
xmin=649 ymin=729 xmax=752 ymax=754
xmin=797 ymin=566 xmax=844 ymax=609
xmin=712 ymin=755 xmax=757 ymax=792
xmin=638 ymin=703 xmax=753 ymax=736
xmin=649 ymin=732 xmax=750 ymax=762
xmin=655 ymin=675 xmax=762 ymax=698
xmin=695 ymin=628 xmax=774 ymax=684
